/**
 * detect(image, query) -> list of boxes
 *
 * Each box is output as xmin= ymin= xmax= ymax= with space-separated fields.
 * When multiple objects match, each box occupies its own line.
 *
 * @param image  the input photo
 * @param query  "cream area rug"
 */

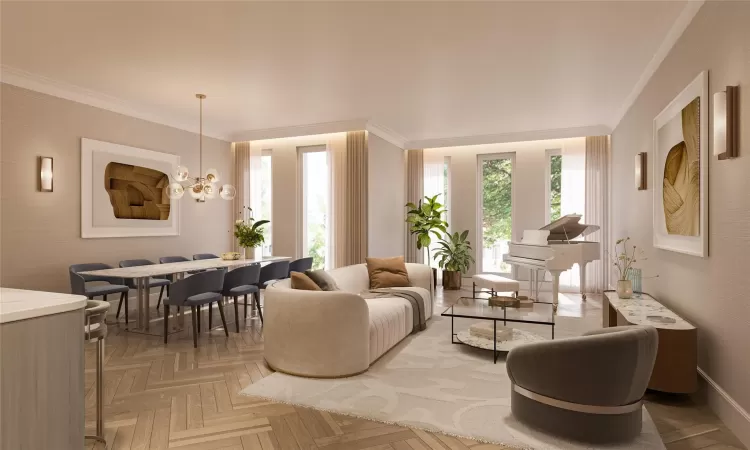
xmin=240 ymin=316 xmax=665 ymax=449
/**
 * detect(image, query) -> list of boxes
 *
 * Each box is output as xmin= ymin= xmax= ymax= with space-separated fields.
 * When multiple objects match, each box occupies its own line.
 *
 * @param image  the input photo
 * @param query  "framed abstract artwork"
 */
xmin=652 ymin=71 xmax=708 ymax=257
xmin=81 ymin=138 xmax=181 ymax=238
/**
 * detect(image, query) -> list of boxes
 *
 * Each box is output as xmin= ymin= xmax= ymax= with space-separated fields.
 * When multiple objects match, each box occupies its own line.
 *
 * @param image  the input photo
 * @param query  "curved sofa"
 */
xmin=264 ymin=263 xmax=433 ymax=378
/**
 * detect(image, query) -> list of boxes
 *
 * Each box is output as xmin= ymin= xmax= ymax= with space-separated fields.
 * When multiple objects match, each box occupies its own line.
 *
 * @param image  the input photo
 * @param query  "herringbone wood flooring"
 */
xmin=84 ymin=290 xmax=746 ymax=450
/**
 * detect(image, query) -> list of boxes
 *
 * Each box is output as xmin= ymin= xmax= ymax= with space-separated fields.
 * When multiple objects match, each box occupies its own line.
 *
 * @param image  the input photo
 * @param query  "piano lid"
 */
xmin=541 ymin=214 xmax=600 ymax=242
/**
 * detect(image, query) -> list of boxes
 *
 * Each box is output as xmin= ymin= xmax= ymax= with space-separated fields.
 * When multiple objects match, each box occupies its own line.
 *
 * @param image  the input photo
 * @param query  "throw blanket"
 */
xmin=365 ymin=289 xmax=427 ymax=333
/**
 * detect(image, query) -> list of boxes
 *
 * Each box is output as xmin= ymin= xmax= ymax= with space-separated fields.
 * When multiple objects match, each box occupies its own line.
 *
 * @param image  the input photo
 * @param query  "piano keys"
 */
xmin=502 ymin=214 xmax=600 ymax=306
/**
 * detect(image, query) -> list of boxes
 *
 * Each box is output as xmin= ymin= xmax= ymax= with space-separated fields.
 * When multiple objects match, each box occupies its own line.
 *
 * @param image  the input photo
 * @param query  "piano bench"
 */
xmin=472 ymin=274 xmax=520 ymax=298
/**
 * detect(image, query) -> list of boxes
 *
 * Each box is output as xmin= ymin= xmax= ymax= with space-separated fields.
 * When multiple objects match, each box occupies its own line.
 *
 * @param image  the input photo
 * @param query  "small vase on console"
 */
xmin=244 ymin=247 xmax=256 ymax=261
xmin=616 ymin=279 xmax=633 ymax=299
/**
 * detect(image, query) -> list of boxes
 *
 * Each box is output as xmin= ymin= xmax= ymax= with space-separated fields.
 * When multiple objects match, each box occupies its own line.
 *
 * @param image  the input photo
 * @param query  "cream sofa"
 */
xmin=264 ymin=263 xmax=433 ymax=378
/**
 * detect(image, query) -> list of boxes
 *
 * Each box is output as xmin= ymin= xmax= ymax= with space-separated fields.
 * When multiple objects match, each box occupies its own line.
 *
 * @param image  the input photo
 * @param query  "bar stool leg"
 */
xmin=85 ymin=337 xmax=106 ymax=445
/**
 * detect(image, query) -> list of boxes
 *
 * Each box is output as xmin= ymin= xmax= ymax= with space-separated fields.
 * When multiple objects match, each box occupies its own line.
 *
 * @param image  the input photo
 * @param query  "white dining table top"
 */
xmin=79 ymin=256 xmax=292 ymax=279
xmin=0 ymin=288 xmax=88 ymax=324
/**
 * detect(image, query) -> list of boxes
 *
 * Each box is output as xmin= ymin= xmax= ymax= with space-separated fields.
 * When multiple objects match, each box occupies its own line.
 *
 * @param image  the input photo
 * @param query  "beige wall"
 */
xmin=0 ymin=84 xmax=233 ymax=292
xmin=610 ymin=2 xmax=750 ymax=442
xmin=367 ymin=134 xmax=405 ymax=258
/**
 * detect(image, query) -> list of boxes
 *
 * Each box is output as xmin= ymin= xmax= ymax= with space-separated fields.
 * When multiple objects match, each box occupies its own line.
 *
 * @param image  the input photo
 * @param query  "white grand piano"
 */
xmin=502 ymin=214 xmax=600 ymax=306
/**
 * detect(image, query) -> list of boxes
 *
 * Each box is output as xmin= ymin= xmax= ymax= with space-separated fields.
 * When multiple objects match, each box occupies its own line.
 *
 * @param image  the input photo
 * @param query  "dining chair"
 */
xmin=69 ymin=263 xmax=129 ymax=323
xmin=221 ymin=264 xmax=261 ymax=331
xmin=163 ymin=270 xmax=228 ymax=348
xmin=287 ymin=257 xmax=314 ymax=278
xmin=119 ymin=259 xmax=171 ymax=312
xmin=255 ymin=260 xmax=291 ymax=324
xmin=160 ymin=255 xmax=204 ymax=275
xmin=193 ymin=253 xmax=219 ymax=260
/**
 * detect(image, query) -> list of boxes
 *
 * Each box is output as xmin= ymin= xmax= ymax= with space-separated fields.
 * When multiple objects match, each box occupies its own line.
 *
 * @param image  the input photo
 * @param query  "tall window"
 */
xmin=479 ymin=154 xmax=514 ymax=274
xmin=546 ymin=150 xmax=562 ymax=223
xmin=300 ymin=146 xmax=329 ymax=270
xmin=260 ymin=150 xmax=272 ymax=256
xmin=443 ymin=156 xmax=451 ymax=228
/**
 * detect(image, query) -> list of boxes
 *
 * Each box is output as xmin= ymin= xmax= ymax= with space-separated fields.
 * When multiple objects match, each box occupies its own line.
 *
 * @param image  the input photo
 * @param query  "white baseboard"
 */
xmin=698 ymin=367 xmax=750 ymax=448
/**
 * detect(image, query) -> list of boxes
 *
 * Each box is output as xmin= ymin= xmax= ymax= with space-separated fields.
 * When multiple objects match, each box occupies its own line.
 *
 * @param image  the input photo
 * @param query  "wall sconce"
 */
xmin=714 ymin=85 xmax=738 ymax=159
xmin=39 ymin=157 xmax=53 ymax=192
xmin=635 ymin=152 xmax=647 ymax=190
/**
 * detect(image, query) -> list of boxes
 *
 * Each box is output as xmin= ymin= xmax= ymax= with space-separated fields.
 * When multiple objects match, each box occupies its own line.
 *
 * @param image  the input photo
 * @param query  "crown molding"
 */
xmin=608 ymin=0 xmax=704 ymax=130
xmin=405 ymin=124 xmax=611 ymax=150
xmin=366 ymin=122 xmax=407 ymax=149
xmin=0 ymin=65 xmax=228 ymax=141
xmin=229 ymin=119 xmax=369 ymax=143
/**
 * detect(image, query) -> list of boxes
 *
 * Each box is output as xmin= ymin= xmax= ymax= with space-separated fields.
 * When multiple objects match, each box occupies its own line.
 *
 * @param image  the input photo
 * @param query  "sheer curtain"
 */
xmin=232 ymin=141 xmax=262 ymax=252
xmin=327 ymin=133 xmax=347 ymax=268
xmin=423 ymin=150 xmax=446 ymax=267
xmin=342 ymin=131 xmax=368 ymax=267
xmin=584 ymin=135 xmax=610 ymax=293
xmin=560 ymin=138 xmax=586 ymax=289
xmin=405 ymin=149 xmax=424 ymax=263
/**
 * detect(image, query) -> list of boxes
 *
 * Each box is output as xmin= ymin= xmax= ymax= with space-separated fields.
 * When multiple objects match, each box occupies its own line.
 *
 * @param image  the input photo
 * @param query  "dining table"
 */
xmin=80 ymin=255 xmax=291 ymax=336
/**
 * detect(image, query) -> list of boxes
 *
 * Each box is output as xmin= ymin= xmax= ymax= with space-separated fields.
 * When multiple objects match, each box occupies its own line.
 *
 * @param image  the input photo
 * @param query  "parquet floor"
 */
xmin=83 ymin=289 xmax=746 ymax=450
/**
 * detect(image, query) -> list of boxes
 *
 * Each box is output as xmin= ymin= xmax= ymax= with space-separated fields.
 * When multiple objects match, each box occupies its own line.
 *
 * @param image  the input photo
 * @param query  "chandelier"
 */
xmin=167 ymin=94 xmax=236 ymax=202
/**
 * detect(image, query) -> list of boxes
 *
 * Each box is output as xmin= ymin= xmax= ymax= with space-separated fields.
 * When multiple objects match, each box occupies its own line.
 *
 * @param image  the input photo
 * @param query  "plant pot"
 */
xmin=442 ymin=270 xmax=462 ymax=290
xmin=616 ymin=279 xmax=633 ymax=299
xmin=244 ymin=246 xmax=256 ymax=260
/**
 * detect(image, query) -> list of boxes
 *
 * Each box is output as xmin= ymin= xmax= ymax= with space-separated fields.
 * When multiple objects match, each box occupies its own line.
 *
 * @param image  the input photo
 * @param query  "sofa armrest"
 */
xmin=264 ymin=286 xmax=370 ymax=377
xmin=506 ymin=326 xmax=658 ymax=406
xmin=405 ymin=263 xmax=433 ymax=299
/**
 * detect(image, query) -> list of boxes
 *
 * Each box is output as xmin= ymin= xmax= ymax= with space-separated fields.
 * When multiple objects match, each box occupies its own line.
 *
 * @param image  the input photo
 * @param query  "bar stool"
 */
xmin=84 ymin=300 xmax=110 ymax=446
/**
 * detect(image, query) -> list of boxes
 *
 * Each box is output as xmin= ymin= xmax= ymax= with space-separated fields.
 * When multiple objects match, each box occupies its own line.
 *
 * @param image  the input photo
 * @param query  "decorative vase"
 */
xmin=442 ymin=270 xmax=462 ymax=290
xmin=616 ymin=279 xmax=633 ymax=299
xmin=244 ymin=246 xmax=256 ymax=260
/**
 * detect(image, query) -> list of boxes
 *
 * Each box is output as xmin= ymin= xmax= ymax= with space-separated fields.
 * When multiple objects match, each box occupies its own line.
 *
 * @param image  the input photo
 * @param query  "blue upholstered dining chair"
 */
xmin=221 ymin=264 xmax=261 ymax=331
xmin=163 ymin=270 xmax=228 ymax=348
xmin=193 ymin=253 xmax=219 ymax=260
xmin=118 ymin=259 xmax=171 ymax=312
xmin=287 ymin=257 xmax=313 ymax=278
xmin=254 ymin=260 xmax=291 ymax=324
xmin=69 ymin=263 xmax=130 ymax=322
xmin=160 ymin=255 xmax=204 ymax=276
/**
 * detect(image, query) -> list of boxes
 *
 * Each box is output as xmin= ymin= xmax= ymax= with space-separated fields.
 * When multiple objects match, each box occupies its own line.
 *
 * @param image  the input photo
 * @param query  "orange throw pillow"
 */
xmin=366 ymin=256 xmax=411 ymax=289
xmin=290 ymin=271 xmax=322 ymax=291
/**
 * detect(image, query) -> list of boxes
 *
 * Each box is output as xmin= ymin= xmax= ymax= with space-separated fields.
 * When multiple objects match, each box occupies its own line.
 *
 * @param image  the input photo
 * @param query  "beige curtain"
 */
xmin=405 ymin=149 xmax=424 ymax=264
xmin=338 ymin=131 xmax=369 ymax=266
xmin=584 ymin=135 xmax=611 ymax=293
xmin=232 ymin=141 xmax=262 ymax=252
xmin=328 ymin=134 xmax=347 ymax=268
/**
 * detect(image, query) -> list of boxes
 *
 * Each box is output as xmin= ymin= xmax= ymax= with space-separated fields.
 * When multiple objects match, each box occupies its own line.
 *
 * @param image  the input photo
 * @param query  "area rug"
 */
xmin=240 ymin=316 xmax=665 ymax=449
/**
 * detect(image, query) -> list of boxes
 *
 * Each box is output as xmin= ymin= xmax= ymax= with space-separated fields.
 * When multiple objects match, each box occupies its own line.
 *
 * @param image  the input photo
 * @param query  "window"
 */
xmin=443 ymin=156 xmax=451 ymax=228
xmin=300 ymin=146 xmax=329 ymax=270
xmin=260 ymin=150 xmax=272 ymax=256
xmin=478 ymin=153 xmax=514 ymax=274
xmin=546 ymin=149 xmax=562 ymax=223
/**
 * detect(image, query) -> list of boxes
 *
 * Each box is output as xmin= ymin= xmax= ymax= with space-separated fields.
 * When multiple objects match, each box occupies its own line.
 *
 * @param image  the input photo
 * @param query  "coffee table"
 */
xmin=441 ymin=297 xmax=555 ymax=363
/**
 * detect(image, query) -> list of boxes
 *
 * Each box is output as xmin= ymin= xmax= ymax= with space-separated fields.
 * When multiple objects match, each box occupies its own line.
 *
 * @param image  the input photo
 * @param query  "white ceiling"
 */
xmin=1 ymin=1 xmax=693 ymax=144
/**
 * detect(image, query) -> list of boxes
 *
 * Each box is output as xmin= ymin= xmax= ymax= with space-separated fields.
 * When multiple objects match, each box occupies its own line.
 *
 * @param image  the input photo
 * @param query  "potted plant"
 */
xmin=434 ymin=230 xmax=475 ymax=290
xmin=234 ymin=206 xmax=270 ymax=260
xmin=610 ymin=237 xmax=643 ymax=298
xmin=405 ymin=195 xmax=448 ymax=286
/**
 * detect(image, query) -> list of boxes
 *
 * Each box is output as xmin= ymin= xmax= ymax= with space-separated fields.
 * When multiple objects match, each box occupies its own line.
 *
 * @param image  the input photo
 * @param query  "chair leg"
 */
xmin=164 ymin=305 xmax=169 ymax=344
xmin=197 ymin=305 xmax=201 ymax=332
xmin=244 ymin=294 xmax=248 ymax=319
xmin=124 ymin=293 xmax=129 ymax=326
xmin=116 ymin=294 xmax=123 ymax=319
xmin=158 ymin=286 xmax=165 ymax=308
xmin=234 ymin=296 xmax=240 ymax=333
xmin=255 ymin=292 xmax=263 ymax=324
xmin=216 ymin=300 xmax=229 ymax=337
xmin=209 ymin=302 xmax=213 ymax=330
xmin=191 ymin=306 xmax=198 ymax=348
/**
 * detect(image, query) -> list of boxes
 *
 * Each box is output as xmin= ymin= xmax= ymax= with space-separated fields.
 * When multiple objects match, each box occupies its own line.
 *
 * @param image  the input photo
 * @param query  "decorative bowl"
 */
xmin=221 ymin=252 xmax=240 ymax=261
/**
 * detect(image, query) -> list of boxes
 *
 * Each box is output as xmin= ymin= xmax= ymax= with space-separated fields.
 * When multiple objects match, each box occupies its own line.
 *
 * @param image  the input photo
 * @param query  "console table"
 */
xmin=603 ymin=291 xmax=697 ymax=394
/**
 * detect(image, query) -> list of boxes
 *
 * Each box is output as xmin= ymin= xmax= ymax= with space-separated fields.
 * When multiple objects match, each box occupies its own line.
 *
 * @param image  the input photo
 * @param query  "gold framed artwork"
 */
xmin=652 ymin=71 xmax=708 ymax=257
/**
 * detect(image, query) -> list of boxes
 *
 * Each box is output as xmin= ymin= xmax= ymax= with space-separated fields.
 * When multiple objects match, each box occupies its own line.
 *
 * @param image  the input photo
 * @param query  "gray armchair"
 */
xmin=506 ymin=325 xmax=658 ymax=443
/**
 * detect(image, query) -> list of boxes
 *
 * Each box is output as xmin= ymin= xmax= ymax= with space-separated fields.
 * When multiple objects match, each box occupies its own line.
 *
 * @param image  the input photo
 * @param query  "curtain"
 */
xmin=584 ymin=135 xmax=610 ymax=293
xmin=327 ymin=133 xmax=347 ymax=268
xmin=423 ymin=150 xmax=445 ymax=267
xmin=232 ymin=141 xmax=262 ymax=252
xmin=405 ymin=149 xmax=424 ymax=263
xmin=340 ymin=131 xmax=368 ymax=266
xmin=559 ymin=138 xmax=586 ymax=288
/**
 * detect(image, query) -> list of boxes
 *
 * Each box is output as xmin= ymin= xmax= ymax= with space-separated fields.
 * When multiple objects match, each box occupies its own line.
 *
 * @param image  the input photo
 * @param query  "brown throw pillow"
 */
xmin=305 ymin=269 xmax=340 ymax=291
xmin=366 ymin=256 xmax=411 ymax=289
xmin=290 ymin=271 xmax=322 ymax=291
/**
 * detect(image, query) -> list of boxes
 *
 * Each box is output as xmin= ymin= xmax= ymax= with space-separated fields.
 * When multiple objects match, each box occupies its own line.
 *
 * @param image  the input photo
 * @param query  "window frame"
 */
xmin=297 ymin=145 xmax=329 ymax=268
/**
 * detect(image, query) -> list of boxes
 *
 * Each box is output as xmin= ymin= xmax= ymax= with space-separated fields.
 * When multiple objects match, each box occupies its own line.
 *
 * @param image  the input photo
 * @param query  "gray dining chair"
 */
xmin=160 ymin=255 xmax=204 ymax=275
xmin=69 ymin=263 xmax=129 ymax=323
xmin=287 ymin=257 xmax=313 ymax=278
xmin=119 ymin=259 xmax=171 ymax=312
xmin=163 ymin=270 xmax=228 ymax=348
xmin=84 ymin=300 xmax=110 ymax=446
xmin=254 ymin=260 xmax=291 ymax=324
xmin=193 ymin=253 xmax=219 ymax=260
xmin=221 ymin=264 xmax=261 ymax=331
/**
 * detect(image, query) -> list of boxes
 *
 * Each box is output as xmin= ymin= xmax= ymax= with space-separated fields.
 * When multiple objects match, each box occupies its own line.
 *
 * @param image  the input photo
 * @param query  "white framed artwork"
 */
xmin=81 ymin=138 xmax=180 ymax=238
xmin=652 ymin=71 xmax=708 ymax=257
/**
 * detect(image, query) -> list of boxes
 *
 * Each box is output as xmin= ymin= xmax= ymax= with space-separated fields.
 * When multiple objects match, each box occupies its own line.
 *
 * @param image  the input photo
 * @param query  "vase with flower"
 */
xmin=234 ymin=206 xmax=270 ymax=260
xmin=610 ymin=237 xmax=644 ymax=299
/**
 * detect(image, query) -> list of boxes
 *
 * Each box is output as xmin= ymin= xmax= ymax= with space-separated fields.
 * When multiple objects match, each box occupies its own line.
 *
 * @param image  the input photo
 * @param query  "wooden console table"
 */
xmin=603 ymin=291 xmax=697 ymax=394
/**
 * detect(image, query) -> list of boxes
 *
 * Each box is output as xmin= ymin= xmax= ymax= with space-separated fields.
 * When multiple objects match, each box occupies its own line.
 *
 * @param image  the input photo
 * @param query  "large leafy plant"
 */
xmin=434 ymin=230 xmax=475 ymax=273
xmin=234 ymin=206 xmax=270 ymax=248
xmin=405 ymin=195 xmax=448 ymax=262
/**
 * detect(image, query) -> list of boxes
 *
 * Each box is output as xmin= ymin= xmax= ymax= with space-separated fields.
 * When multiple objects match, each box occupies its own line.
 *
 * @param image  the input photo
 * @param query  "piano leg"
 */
xmin=550 ymin=270 xmax=562 ymax=309
xmin=579 ymin=262 xmax=588 ymax=301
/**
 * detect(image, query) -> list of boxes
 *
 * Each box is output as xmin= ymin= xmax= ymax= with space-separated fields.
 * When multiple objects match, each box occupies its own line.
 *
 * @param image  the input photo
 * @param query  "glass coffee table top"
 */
xmin=441 ymin=297 xmax=555 ymax=326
